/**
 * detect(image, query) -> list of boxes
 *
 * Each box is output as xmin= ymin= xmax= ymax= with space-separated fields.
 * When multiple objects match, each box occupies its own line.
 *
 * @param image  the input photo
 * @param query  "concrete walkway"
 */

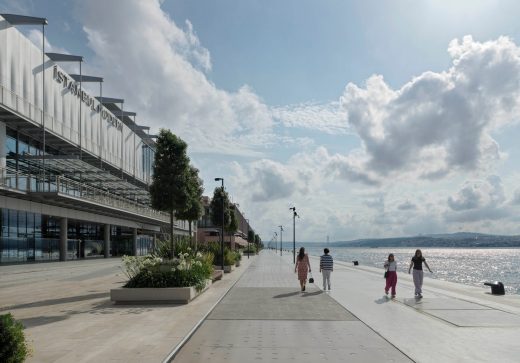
xmin=174 ymin=250 xmax=520 ymax=363
xmin=0 ymin=256 xmax=255 ymax=363
xmin=2 ymin=251 xmax=519 ymax=362
xmin=173 ymin=251 xmax=412 ymax=362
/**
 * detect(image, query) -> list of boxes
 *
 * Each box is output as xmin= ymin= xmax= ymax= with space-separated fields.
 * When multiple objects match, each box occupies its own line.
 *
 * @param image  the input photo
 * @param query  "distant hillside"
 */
xmin=330 ymin=233 xmax=520 ymax=248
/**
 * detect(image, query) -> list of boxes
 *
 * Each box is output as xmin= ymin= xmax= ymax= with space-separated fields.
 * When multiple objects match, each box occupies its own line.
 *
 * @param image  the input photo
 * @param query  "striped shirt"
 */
xmin=320 ymin=254 xmax=333 ymax=271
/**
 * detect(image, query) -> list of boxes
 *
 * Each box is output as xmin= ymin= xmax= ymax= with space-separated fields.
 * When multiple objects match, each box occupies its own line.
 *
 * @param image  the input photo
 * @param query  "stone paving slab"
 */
xmin=173 ymin=320 xmax=413 ymax=363
xmin=401 ymin=297 xmax=492 ymax=310
xmin=423 ymin=309 xmax=520 ymax=327
xmin=208 ymin=287 xmax=357 ymax=321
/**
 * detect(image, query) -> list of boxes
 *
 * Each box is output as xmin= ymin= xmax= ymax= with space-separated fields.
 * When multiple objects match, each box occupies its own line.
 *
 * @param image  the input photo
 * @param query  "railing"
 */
xmin=53 ymin=175 xmax=170 ymax=223
xmin=0 ymin=167 xmax=171 ymax=224
xmin=0 ymin=167 xmax=28 ymax=192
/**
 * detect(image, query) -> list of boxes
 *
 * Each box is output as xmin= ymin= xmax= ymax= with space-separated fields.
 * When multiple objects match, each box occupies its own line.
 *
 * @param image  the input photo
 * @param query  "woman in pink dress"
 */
xmin=295 ymin=247 xmax=311 ymax=291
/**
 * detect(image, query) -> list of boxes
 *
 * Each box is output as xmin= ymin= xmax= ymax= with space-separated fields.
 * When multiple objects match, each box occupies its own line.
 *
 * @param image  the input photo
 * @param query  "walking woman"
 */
xmin=384 ymin=253 xmax=398 ymax=298
xmin=408 ymin=249 xmax=432 ymax=298
xmin=295 ymin=247 xmax=311 ymax=291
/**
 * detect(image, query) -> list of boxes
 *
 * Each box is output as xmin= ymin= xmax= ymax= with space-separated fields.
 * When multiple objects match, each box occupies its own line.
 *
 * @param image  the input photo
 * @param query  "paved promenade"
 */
xmin=2 ymin=251 xmax=520 ymax=362
xmin=0 ymin=256 xmax=255 ymax=362
xmin=175 ymin=250 xmax=520 ymax=363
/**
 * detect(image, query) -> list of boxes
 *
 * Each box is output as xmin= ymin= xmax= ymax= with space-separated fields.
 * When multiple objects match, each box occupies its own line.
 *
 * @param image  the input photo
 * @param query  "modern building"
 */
xmin=0 ymin=14 xmax=190 ymax=264
xmin=197 ymin=196 xmax=252 ymax=250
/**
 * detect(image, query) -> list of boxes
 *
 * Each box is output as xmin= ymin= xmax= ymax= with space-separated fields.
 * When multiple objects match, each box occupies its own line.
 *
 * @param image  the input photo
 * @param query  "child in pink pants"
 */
xmin=384 ymin=253 xmax=398 ymax=298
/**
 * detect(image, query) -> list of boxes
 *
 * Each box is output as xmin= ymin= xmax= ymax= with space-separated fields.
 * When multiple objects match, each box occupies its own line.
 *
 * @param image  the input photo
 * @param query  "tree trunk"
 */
xmin=188 ymin=220 xmax=192 ymax=249
xmin=170 ymin=210 xmax=174 ymax=258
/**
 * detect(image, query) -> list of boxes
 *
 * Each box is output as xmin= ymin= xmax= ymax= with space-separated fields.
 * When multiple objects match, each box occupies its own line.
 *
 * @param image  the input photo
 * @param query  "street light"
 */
xmin=279 ymin=225 xmax=283 ymax=256
xmin=290 ymin=207 xmax=299 ymax=264
xmin=214 ymin=177 xmax=224 ymax=270
xmin=245 ymin=218 xmax=250 ymax=259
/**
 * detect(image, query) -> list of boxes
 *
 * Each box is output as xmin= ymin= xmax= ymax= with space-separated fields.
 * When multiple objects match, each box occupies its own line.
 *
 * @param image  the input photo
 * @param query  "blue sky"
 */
xmin=3 ymin=0 xmax=520 ymax=242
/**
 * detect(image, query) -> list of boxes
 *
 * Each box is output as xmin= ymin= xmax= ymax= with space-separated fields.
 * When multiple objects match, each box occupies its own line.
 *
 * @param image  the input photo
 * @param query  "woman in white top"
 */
xmin=384 ymin=253 xmax=398 ymax=298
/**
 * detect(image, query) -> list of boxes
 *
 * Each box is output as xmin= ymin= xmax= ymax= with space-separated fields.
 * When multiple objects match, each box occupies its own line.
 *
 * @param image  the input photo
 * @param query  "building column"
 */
xmin=0 ymin=121 xmax=6 ymax=180
xmin=59 ymin=217 xmax=68 ymax=261
xmin=152 ymin=233 xmax=157 ymax=250
xmin=104 ymin=224 xmax=110 ymax=258
xmin=133 ymin=228 xmax=138 ymax=256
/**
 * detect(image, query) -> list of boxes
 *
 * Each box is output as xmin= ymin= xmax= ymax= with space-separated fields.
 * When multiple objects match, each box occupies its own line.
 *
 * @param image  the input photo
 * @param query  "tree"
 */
xmin=209 ymin=187 xmax=231 ymax=230
xmin=226 ymin=208 xmax=238 ymax=248
xmin=175 ymin=166 xmax=204 ymax=250
xmin=255 ymin=234 xmax=261 ymax=248
xmin=247 ymin=229 xmax=255 ymax=243
xmin=210 ymin=187 xmax=231 ymax=260
xmin=150 ymin=129 xmax=191 ymax=256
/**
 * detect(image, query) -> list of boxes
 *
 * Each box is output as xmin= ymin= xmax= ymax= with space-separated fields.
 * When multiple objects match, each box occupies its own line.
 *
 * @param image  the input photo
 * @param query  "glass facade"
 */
xmin=0 ymin=208 xmax=155 ymax=264
xmin=0 ymin=209 xmax=59 ymax=263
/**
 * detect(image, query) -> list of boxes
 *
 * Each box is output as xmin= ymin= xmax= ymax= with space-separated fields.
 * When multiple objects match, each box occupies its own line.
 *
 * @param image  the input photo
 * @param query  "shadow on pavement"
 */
xmin=374 ymin=296 xmax=391 ymax=304
xmin=20 ymin=315 xmax=70 ymax=328
xmin=302 ymin=290 xmax=324 ymax=297
xmin=0 ymin=292 xmax=109 ymax=312
xmin=273 ymin=291 xmax=301 ymax=298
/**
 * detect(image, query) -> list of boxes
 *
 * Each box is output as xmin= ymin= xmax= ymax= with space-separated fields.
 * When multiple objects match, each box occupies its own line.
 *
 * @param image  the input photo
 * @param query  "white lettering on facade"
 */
xmin=53 ymin=65 xmax=123 ymax=131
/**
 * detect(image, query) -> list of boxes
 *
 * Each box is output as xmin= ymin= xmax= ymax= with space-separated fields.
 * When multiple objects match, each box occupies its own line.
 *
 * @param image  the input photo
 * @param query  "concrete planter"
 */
xmin=110 ymin=279 xmax=211 ymax=304
xmin=223 ymin=264 xmax=235 ymax=273
xmin=235 ymin=260 xmax=241 ymax=267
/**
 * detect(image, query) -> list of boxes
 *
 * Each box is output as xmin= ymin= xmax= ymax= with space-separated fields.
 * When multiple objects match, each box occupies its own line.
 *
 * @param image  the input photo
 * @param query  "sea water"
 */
xmin=304 ymin=247 xmax=520 ymax=294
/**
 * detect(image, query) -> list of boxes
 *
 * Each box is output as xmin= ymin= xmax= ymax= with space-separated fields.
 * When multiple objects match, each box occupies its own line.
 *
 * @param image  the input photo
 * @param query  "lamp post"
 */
xmin=290 ymin=207 xmax=298 ymax=264
xmin=279 ymin=225 xmax=283 ymax=256
xmin=214 ymin=177 xmax=224 ymax=270
xmin=246 ymin=218 xmax=250 ymax=259
xmin=274 ymin=232 xmax=278 ymax=252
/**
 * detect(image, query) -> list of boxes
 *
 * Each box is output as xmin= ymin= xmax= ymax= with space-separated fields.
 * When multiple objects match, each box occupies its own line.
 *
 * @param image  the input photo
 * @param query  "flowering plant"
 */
xmin=121 ymin=248 xmax=213 ymax=291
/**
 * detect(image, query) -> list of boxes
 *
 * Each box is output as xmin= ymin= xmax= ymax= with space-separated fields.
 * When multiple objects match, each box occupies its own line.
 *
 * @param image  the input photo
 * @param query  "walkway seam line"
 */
xmin=161 ymin=260 xmax=254 ymax=363
xmin=304 ymin=253 xmax=417 ymax=363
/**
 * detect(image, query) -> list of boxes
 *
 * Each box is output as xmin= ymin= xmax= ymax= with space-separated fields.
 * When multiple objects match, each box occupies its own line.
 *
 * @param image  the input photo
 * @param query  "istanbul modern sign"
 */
xmin=53 ymin=65 xmax=123 ymax=131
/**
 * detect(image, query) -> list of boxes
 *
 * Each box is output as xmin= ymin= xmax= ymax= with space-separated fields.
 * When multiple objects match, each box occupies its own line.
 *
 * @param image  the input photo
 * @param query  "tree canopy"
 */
xmin=175 ymin=166 xmax=204 ymax=244
xmin=149 ymin=129 xmax=191 ymax=253
xmin=210 ymin=187 xmax=231 ymax=228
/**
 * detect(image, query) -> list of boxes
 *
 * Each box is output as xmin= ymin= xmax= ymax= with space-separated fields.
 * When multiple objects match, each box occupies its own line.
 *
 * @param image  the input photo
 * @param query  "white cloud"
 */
xmin=27 ymin=29 xmax=69 ymax=54
xmin=76 ymin=0 xmax=273 ymax=155
xmin=272 ymin=101 xmax=349 ymax=134
xmin=445 ymin=175 xmax=511 ymax=223
xmin=333 ymin=36 xmax=520 ymax=185
xmin=397 ymin=200 xmax=417 ymax=211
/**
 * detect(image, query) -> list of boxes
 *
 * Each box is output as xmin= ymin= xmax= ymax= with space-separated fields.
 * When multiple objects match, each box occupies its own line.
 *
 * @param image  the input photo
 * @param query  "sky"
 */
xmin=3 ymin=0 xmax=520 ymax=242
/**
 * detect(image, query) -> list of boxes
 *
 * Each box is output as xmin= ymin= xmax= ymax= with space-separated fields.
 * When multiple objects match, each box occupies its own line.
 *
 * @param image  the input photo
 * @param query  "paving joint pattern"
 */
xmin=173 ymin=251 xmax=413 ymax=362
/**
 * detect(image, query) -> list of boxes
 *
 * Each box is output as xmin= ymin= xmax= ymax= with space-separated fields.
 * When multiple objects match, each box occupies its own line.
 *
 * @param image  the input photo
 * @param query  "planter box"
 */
xmin=212 ymin=270 xmax=224 ymax=282
xmin=110 ymin=279 xmax=211 ymax=304
xmin=235 ymin=260 xmax=241 ymax=267
xmin=223 ymin=264 xmax=235 ymax=273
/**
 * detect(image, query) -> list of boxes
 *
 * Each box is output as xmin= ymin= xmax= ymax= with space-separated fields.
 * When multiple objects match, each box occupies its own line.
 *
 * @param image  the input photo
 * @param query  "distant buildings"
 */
xmin=197 ymin=196 xmax=252 ymax=250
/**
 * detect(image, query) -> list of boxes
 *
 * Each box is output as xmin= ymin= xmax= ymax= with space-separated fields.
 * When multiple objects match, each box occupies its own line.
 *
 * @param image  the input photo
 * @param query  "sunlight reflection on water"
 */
xmin=306 ymin=247 xmax=520 ymax=294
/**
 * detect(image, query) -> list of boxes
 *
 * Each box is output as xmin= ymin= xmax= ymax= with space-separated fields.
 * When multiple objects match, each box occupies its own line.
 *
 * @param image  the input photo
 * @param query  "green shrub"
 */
xmin=0 ymin=313 xmax=28 ymax=363
xmin=224 ymin=249 xmax=235 ymax=266
xmin=243 ymin=246 xmax=256 ymax=254
xmin=234 ymin=250 xmax=242 ymax=261
xmin=122 ymin=251 xmax=213 ymax=292
xmin=200 ymin=242 xmax=223 ymax=265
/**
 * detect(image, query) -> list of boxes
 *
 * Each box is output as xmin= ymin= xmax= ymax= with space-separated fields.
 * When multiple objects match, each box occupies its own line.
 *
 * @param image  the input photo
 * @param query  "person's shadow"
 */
xmin=374 ymin=295 xmax=390 ymax=304
xmin=301 ymin=290 xmax=323 ymax=297
xmin=273 ymin=291 xmax=301 ymax=299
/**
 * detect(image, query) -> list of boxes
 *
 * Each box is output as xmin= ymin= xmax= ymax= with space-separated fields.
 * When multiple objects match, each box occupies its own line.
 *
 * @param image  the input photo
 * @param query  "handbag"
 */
xmin=308 ymin=272 xmax=314 ymax=283
xmin=384 ymin=270 xmax=388 ymax=279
